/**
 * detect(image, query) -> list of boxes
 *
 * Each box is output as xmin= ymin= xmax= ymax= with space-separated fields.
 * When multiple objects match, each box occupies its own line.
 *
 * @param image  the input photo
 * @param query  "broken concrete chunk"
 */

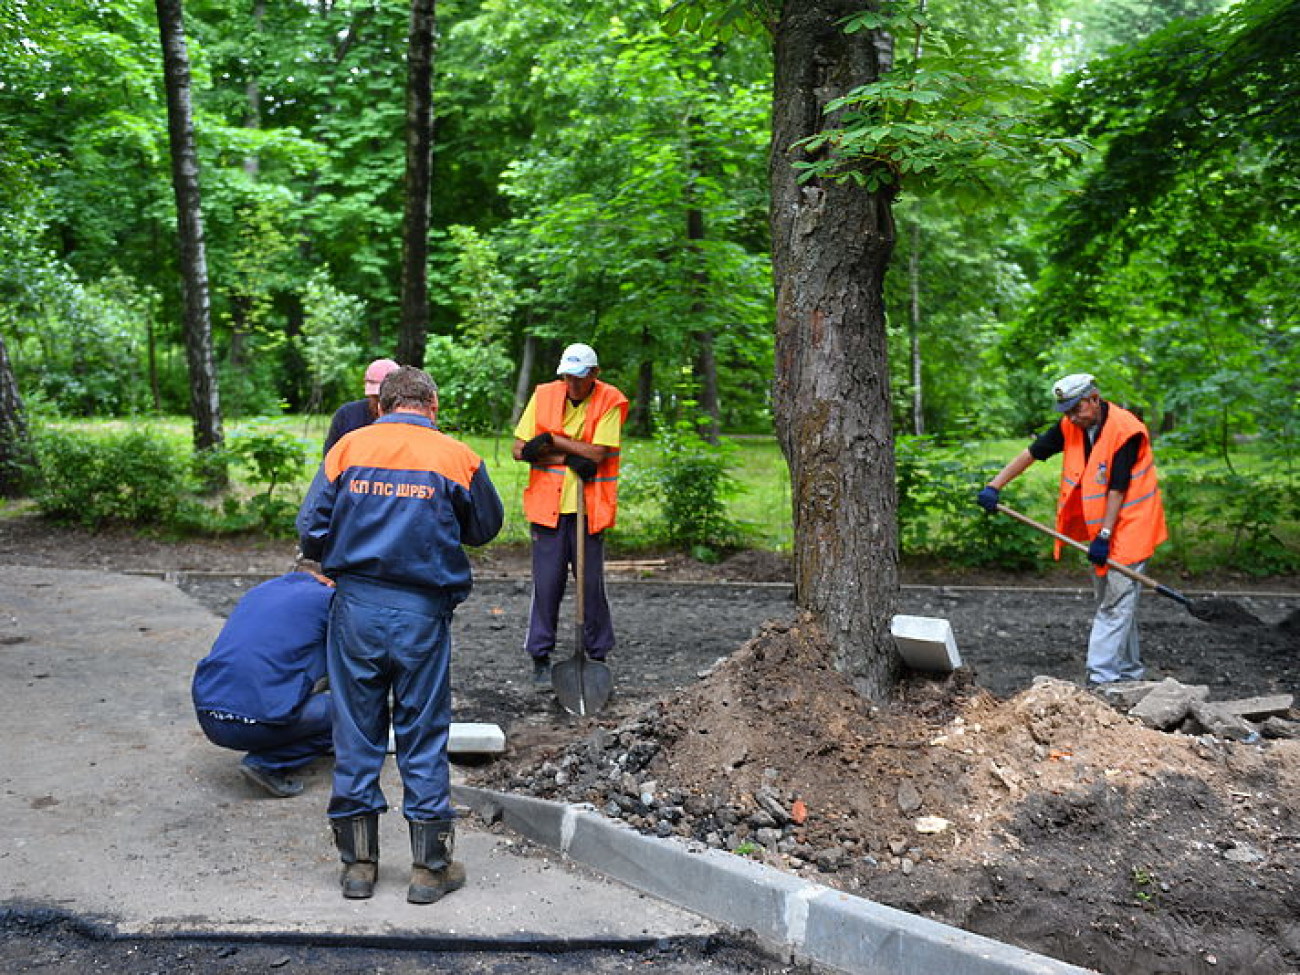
xmin=1261 ymin=716 xmax=1300 ymax=740
xmin=1214 ymin=694 xmax=1294 ymax=721
xmin=914 ymin=816 xmax=950 ymax=834
xmin=1091 ymin=680 xmax=1160 ymax=710
xmin=1130 ymin=678 xmax=1211 ymax=730
xmin=1187 ymin=701 xmax=1260 ymax=742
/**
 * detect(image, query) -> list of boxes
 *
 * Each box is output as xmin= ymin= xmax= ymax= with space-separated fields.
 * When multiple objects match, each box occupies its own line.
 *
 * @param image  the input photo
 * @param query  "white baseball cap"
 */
xmin=556 ymin=343 xmax=599 ymax=377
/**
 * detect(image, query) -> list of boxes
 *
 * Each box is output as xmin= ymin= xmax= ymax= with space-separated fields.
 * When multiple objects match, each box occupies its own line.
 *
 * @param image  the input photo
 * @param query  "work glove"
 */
xmin=976 ymin=485 xmax=1000 ymax=513
xmin=1088 ymin=533 xmax=1111 ymax=566
xmin=519 ymin=432 xmax=554 ymax=463
xmin=565 ymin=454 xmax=598 ymax=481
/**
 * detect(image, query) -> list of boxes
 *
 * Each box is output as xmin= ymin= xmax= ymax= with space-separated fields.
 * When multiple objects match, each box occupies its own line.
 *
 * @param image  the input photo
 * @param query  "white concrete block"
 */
xmin=890 ymin=615 xmax=961 ymax=673
xmin=387 ymin=721 xmax=506 ymax=755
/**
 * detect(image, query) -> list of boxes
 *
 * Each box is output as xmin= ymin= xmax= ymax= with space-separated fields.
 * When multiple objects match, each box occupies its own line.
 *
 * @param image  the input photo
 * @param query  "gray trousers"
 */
xmin=1086 ymin=561 xmax=1146 ymax=684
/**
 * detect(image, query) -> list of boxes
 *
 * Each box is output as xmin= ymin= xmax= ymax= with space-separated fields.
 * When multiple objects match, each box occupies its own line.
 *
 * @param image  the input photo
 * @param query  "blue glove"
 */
xmin=1088 ymin=533 xmax=1111 ymax=566
xmin=566 ymin=454 xmax=598 ymax=481
xmin=976 ymin=485 xmax=1000 ymax=513
xmin=520 ymin=432 xmax=553 ymax=463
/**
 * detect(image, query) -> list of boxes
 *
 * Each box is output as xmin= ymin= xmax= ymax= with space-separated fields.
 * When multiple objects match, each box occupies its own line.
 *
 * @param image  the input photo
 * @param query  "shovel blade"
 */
xmin=552 ymin=656 xmax=613 ymax=716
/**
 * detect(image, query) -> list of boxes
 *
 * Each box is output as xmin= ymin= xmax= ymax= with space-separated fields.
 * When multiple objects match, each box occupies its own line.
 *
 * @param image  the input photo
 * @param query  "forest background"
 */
xmin=0 ymin=0 xmax=1296 ymax=578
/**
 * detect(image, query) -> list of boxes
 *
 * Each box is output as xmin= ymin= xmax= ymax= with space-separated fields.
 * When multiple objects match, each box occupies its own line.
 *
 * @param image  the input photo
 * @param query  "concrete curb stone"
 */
xmin=453 ymin=784 xmax=1097 ymax=975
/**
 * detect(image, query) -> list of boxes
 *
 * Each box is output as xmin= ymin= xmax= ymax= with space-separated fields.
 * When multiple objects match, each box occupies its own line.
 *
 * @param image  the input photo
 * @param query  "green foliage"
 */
xmin=1009 ymin=0 xmax=1299 ymax=453
xmin=791 ymin=2 xmax=1088 ymax=194
xmin=662 ymin=0 xmax=778 ymax=39
xmin=424 ymin=335 xmax=515 ymax=436
xmin=895 ymin=436 xmax=1042 ymax=569
xmin=227 ymin=425 xmax=310 ymax=532
xmin=296 ymin=270 xmax=365 ymax=415
xmin=470 ymin=0 xmax=774 ymax=410
xmin=30 ymin=428 xmax=184 ymax=528
xmin=1158 ymin=464 xmax=1300 ymax=576
xmin=629 ymin=409 xmax=744 ymax=555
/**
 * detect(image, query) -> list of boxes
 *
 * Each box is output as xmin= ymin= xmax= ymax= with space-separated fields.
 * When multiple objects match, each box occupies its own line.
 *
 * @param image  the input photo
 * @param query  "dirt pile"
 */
xmin=475 ymin=613 xmax=1300 ymax=975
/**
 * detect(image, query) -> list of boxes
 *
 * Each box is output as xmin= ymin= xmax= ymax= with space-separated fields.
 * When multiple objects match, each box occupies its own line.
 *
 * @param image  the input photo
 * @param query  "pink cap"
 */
xmin=363 ymin=358 xmax=399 ymax=395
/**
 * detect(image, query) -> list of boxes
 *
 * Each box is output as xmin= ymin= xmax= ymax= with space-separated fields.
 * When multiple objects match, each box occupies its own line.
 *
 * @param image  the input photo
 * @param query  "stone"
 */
xmin=1215 ymin=694 xmax=1294 ymax=721
xmin=1261 ymin=716 xmax=1300 ymax=740
xmin=1187 ymin=702 xmax=1260 ymax=742
xmin=896 ymin=780 xmax=923 ymax=814
xmin=1130 ymin=678 xmax=1211 ymax=730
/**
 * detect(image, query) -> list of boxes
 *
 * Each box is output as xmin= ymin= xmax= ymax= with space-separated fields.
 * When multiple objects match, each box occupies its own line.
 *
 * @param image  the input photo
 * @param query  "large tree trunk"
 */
xmin=156 ymin=0 xmax=224 ymax=470
xmin=0 ymin=334 xmax=33 ymax=497
xmin=770 ymin=0 xmax=899 ymax=700
xmin=396 ymin=0 xmax=436 ymax=368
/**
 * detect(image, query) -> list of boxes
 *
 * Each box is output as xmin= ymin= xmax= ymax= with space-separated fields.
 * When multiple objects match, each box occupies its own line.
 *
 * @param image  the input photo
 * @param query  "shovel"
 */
xmin=995 ymin=503 xmax=1263 ymax=627
xmin=552 ymin=478 xmax=614 ymax=715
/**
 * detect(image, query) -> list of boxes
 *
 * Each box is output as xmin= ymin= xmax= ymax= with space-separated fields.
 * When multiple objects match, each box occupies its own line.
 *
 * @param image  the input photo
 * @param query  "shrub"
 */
xmin=634 ymin=411 xmax=744 ymax=557
xmin=31 ymin=428 xmax=184 ymax=528
xmin=895 ymin=436 xmax=1044 ymax=570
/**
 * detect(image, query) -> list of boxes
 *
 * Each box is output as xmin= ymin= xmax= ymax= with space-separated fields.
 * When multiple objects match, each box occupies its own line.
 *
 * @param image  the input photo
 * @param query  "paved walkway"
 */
xmin=0 ymin=566 xmax=713 ymax=944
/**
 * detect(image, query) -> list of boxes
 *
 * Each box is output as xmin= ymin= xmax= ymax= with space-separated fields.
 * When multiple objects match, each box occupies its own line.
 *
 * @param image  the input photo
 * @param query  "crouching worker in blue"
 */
xmin=192 ymin=569 xmax=335 ymax=798
xmin=297 ymin=366 xmax=504 ymax=904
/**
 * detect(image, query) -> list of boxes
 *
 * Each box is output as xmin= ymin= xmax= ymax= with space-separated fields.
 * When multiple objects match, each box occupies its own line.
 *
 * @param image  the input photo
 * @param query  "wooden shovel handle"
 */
xmin=995 ymin=503 xmax=1169 ymax=593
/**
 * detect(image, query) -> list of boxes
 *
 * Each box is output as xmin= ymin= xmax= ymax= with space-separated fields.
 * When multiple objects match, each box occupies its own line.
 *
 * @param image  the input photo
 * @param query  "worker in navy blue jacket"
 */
xmin=192 ymin=569 xmax=335 ymax=799
xmin=297 ymin=365 xmax=503 ymax=905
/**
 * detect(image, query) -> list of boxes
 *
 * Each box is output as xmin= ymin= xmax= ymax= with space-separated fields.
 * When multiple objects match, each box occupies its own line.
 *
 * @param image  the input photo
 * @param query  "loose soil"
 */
xmin=1 ymin=510 xmax=1298 ymax=975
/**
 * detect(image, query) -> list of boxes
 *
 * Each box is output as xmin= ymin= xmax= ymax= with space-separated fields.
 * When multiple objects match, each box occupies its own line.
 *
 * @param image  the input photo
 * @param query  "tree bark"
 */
xmin=908 ymin=214 xmax=923 ymax=436
xmin=631 ymin=352 xmax=655 ymax=438
xmin=770 ymin=0 xmax=899 ymax=700
xmin=510 ymin=333 xmax=537 ymax=428
xmin=155 ymin=0 xmax=225 ymax=469
xmin=0 ymin=334 xmax=33 ymax=497
xmin=687 ymin=202 xmax=721 ymax=444
xmin=396 ymin=0 xmax=436 ymax=368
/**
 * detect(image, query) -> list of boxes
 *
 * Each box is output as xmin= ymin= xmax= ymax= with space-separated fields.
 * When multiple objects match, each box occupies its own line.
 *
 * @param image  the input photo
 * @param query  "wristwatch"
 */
xmin=1098 ymin=528 xmax=1112 ymax=540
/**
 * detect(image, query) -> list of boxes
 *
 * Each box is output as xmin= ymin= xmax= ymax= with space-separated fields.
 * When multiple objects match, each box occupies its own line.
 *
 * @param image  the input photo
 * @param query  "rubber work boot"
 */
xmin=407 ymin=819 xmax=466 ymax=904
xmin=331 ymin=814 xmax=379 ymax=899
xmin=532 ymin=655 xmax=551 ymax=690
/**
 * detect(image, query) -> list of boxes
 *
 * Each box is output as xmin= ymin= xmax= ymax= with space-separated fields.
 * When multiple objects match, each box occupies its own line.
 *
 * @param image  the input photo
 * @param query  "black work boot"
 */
xmin=407 ymin=819 xmax=466 ymax=904
xmin=331 ymin=814 xmax=379 ymax=899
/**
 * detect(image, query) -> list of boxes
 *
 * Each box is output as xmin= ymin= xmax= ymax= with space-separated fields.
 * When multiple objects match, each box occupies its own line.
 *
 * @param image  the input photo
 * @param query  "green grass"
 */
xmin=30 ymin=415 xmax=796 ymax=551
xmin=24 ymin=416 xmax=1298 ymax=575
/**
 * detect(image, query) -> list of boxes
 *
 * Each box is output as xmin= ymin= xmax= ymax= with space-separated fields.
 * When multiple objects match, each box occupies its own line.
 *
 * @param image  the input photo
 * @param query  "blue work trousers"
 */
xmin=524 ymin=514 xmax=614 ymax=661
xmin=196 ymin=695 xmax=332 ymax=773
xmin=326 ymin=576 xmax=455 ymax=822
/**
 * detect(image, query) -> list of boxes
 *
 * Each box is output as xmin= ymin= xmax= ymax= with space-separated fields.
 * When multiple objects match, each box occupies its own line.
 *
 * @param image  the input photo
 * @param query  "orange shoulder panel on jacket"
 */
xmin=325 ymin=423 xmax=479 ymax=488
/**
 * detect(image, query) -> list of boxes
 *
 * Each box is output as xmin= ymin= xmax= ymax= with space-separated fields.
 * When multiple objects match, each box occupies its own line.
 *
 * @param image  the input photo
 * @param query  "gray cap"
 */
xmin=1052 ymin=373 xmax=1097 ymax=412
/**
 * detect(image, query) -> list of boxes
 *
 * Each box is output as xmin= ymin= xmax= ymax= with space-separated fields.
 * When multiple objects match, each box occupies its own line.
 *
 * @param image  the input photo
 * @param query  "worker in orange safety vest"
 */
xmin=977 ymin=373 xmax=1167 ymax=686
xmin=512 ymin=343 xmax=629 ymax=688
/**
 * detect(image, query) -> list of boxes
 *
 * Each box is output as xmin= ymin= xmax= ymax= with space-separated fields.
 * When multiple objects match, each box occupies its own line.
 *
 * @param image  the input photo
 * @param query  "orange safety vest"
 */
xmin=522 ymin=380 xmax=629 ymax=533
xmin=1055 ymin=402 xmax=1167 ymax=573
